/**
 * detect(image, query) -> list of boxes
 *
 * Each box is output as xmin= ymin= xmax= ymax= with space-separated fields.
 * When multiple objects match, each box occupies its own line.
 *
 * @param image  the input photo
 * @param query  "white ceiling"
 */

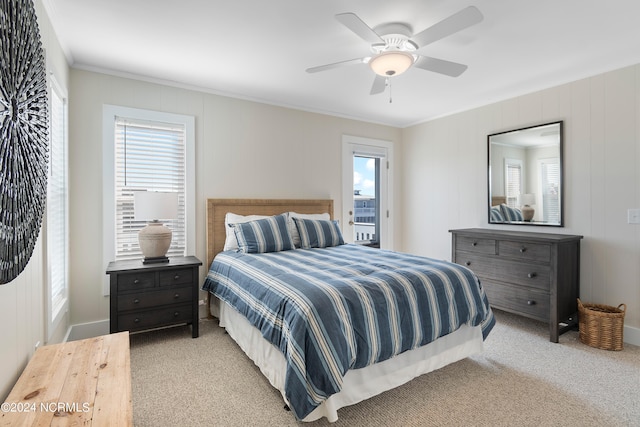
xmin=43 ymin=0 xmax=640 ymax=128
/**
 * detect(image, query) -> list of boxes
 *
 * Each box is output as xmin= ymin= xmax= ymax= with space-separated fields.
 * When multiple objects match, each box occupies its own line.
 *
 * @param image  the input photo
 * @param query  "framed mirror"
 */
xmin=488 ymin=121 xmax=563 ymax=226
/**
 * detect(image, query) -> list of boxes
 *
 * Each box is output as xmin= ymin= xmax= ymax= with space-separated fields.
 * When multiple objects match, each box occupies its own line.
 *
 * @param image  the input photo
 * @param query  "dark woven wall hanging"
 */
xmin=0 ymin=0 xmax=49 ymax=284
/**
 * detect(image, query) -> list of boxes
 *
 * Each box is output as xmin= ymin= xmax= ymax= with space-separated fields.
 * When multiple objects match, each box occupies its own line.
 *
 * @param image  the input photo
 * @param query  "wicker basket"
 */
xmin=577 ymin=299 xmax=626 ymax=351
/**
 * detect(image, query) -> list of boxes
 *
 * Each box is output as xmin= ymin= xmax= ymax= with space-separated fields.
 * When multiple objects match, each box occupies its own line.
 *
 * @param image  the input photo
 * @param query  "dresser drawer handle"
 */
xmin=527 ymin=300 xmax=536 ymax=306
xmin=174 ymin=275 xmax=180 ymax=280
xmin=465 ymin=261 xmax=471 ymax=266
xmin=134 ymin=318 xmax=140 ymax=323
xmin=174 ymin=312 xmax=180 ymax=317
xmin=520 ymin=247 xmax=527 ymax=253
xmin=174 ymin=293 xmax=180 ymax=299
xmin=133 ymin=279 xmax=140 ymax=284
xmin=527 ymin=272 xmax=537 ymax=278
xmin=471 ymin=242 xmax=477 ymax=247
xmin=133 ymin=298 xmax=140 ymax=304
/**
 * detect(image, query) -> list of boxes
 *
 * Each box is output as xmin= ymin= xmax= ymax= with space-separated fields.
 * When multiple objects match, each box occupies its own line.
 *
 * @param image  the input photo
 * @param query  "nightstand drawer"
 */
xmin=117 ymin=272 xmax=156 ymax=292
xmin=458 ymin=254 xmax=550 ymax=291
xmin=499 ymin=240 xmax=550 ymax=263
xmin=482 ymin=280 xmax=549 ymax=321
xmin=118 ymin=304 xmax=193 ymax=331
xmin=159 ymin=268 xmax=193 ymax=286
xmin=455 ymin=236 xmax=497 ymax=255
xmin=117 ymin=286 xmax=193 ymax=311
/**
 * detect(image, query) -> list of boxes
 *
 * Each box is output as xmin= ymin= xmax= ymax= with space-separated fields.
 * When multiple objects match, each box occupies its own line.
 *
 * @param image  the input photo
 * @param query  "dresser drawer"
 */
xmin=482 ymin=280 xmax=549 ymax=321
xmin=159 ymin=268 xmax=193 ymax=286
xmin=455 ymin=236 xmax=497 ymax=255
xmin=457 ymin=253 xmax=551 ymax=291
xmin=117 ymin=286 xmax=193 ymax=311
xmin=499 ymin=240 xmax=551 ymax=263
xmin=118 ymin=304 xmax=193 ymax=331
xmin=116 ymin=271 xmax=156 ymax=292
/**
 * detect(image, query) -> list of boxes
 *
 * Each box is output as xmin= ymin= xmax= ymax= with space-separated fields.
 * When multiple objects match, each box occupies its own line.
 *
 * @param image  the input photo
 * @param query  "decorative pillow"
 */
xmin=292 ymin=217 xmax=344 ymax=249
xmin=500 ymin=204 xmax=524 ymax=222
xmin=223 ymin=212 xmax=270 ymax=251
xmin=287 ymin=212 xmax=330 ymax=247
xmin=231 ymin=213 xmax=295 ymax=253
xmin=490 ymin=206 xmax=505 ymax=222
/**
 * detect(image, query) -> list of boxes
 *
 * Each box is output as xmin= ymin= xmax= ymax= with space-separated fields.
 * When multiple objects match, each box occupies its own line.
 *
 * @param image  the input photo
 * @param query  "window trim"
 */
xmin=102 ymin=105 xmax=195 ymax=295
xmin=46 ymin=74 xmax=69 ymax=340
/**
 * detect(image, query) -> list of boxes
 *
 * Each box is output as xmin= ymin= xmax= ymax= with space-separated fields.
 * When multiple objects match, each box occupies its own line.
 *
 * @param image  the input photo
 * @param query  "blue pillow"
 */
xmin=231 ymin=213 xmax=295 ymax=253
xmin=292 ymin=218 xmax=344 ymax=249
xmin=490 ymin=206 xmax=505 ymax=222
xmin=500 ymin=204 xmax=523 ymax=222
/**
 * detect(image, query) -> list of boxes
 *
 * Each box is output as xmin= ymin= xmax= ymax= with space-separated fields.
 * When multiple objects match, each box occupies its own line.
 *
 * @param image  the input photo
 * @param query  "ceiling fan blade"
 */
xmin=370 ymin=75 xmax=386 ymax=95
xmin=412 ymin=6 xmax=483 ymax=48
xmin=414 ymin=55 xmax=468 ymax=77
xmin=306 ymin=57 xmax=367 ymax=73
xmin=336 ymin=13 xmax=384 ymax=45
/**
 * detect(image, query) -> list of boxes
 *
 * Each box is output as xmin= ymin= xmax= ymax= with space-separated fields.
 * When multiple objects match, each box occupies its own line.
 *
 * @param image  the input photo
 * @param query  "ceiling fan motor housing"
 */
xmin=368 ymin=22 xmax=418 ymax=76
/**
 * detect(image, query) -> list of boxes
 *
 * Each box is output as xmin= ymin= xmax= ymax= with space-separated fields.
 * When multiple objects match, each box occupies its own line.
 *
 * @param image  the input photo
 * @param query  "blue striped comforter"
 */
xmin=203 ymin=244 xmax=495 ymax=420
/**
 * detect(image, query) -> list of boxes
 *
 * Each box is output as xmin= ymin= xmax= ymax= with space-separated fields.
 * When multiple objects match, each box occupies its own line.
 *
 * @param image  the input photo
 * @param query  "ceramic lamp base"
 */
xmin=521 ymin=205 xmax=535 ymax=221
xmin=138 ymin=222 xmax=172 ymax=262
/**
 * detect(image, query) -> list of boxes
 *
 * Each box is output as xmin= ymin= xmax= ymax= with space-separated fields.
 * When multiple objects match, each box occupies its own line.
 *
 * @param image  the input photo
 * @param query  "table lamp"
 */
xmin=520 ymin=193 xmax=535 ymax=221
xmin=134 ymin=191 xmax=178 ymax=264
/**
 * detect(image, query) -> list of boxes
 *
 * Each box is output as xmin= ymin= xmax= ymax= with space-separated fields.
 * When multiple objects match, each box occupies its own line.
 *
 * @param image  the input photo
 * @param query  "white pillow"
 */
xmin=287 ymin=211 xmax=330 ymax=247
xmin=223 ymin=212 xmax=271 ymax=251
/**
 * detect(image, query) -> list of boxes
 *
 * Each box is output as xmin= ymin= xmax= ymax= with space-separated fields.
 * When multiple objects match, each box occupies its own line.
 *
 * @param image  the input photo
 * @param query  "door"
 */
xmin=342 ymin=135 xmax=393 ymax=249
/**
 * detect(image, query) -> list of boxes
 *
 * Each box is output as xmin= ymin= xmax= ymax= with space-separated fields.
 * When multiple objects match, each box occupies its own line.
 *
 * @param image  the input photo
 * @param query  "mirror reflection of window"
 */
xmin=505 ymin=159 xmax=522 ymax=208
xmin=540 ymin=158 xmax=560 ymax=223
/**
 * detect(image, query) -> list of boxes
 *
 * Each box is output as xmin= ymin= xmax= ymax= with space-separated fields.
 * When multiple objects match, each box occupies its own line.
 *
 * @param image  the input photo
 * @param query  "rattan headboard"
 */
xmin=206 ymin=198 xmax=334 ymax=267
xmin=491 ymin=196 xmax=506 ymax=206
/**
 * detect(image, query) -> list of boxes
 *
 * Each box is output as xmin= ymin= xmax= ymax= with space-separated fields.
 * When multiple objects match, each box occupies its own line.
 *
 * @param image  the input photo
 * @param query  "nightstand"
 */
xmin=106 ymin=256 xmax=202 ymax=338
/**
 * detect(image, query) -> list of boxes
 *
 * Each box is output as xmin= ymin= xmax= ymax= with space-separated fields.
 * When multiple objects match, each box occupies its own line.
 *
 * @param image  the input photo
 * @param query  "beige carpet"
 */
xmin=129 ymin=310 xmax=640 ymax=426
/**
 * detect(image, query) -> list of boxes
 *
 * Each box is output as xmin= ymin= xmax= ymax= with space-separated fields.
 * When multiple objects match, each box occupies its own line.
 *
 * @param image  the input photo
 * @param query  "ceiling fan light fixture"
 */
xmin=369 ymin=51 xmax=414 ymax=77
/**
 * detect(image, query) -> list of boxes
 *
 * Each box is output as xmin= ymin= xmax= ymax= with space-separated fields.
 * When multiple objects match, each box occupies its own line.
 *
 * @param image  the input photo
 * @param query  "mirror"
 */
xmin=488 ymin=121 xmax=563 ymax=226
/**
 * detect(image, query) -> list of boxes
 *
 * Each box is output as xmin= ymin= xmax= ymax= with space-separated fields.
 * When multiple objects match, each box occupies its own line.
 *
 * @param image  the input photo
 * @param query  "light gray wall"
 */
xmin=68 ymin=69 xmax=402 ymax=326
xmin=401 ymin=65 xmax=640 ymax=338
xmin=0 ymin=0 xmax=70 ymax=400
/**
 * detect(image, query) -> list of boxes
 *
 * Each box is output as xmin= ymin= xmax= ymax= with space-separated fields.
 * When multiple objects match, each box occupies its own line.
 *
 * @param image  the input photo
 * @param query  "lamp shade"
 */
xmin=520 ymin=193 xmax=536 ymax=206
xmin=134 ymin=191 xmax=178 ymax=221
xmin=369 ymin=51 xmax=414 ymax=77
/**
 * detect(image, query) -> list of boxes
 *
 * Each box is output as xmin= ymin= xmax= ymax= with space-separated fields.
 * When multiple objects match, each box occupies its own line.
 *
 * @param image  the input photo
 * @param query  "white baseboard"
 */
xmin=67 ymin=319 xmax=110 ymax=341
xmin=624 ymin=324 xmax=640 ymax=347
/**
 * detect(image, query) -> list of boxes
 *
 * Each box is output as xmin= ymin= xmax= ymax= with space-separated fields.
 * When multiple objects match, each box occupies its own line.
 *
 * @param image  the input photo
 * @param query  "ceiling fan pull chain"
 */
xmin=388 ymin=78 xmax=392 ymax=103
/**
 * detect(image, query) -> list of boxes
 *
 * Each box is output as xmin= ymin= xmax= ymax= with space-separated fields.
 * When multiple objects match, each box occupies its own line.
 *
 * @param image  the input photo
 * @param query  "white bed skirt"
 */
xmin=217 ymin=299 xmax=485 ymax=422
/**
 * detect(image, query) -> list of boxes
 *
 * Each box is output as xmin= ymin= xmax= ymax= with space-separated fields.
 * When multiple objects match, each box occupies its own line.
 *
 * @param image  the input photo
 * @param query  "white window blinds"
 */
xmin=47 ymin=78 xmax=68 ymax=327
xmin=541 ymin=159 xmax=561 ymax=223
xmin=114 ymin=118 xmax=187 ymax=260
xmin=505 ymin=160 xmax=522 ymax=208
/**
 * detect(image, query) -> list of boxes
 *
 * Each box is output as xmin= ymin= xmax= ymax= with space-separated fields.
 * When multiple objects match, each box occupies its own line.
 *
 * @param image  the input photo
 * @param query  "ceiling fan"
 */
xmin=306 ymin=6 xmax=483 ymax=95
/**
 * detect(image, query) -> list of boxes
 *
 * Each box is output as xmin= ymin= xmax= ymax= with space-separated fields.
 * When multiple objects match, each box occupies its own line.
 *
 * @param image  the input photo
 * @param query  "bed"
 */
xmin=202 ymin=198 xmax=495 ymax=422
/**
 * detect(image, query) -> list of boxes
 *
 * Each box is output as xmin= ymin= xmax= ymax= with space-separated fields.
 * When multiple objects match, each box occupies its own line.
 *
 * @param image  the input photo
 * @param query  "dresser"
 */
xmin=107 ymin=256 xmax=202 ymax=338
xmin=450 ymin=228 xmax=582 ymax=342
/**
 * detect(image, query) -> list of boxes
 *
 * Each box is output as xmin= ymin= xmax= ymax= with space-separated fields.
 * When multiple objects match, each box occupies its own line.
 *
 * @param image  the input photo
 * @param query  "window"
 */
xmin=103 ymin=106 xmax=195 ymax=295
xmin=539 ymin=158 xmax=560 ymax=223
xmin=46 ymin=76 xmax=69 ymax=338
xmin=353 ymin=156 xmax=380 ymax=246
xmin=504 ymin=158 xmax=522 ymax=208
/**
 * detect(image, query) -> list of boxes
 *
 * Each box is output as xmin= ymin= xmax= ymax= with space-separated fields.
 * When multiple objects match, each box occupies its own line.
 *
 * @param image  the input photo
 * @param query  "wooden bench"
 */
xmin=1 ymin=332 xmax=133 ymax=426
